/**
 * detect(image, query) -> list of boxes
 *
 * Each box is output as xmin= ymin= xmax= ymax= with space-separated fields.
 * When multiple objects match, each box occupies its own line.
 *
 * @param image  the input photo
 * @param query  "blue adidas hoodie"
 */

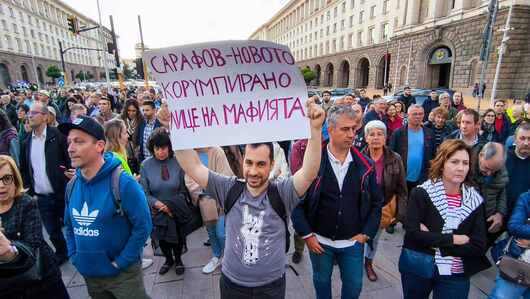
xmin=64 ymin=152 xmax=152 ymax=277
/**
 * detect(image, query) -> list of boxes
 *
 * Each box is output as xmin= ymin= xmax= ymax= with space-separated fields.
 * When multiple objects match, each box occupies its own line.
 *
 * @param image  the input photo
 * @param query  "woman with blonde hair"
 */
xmin=400 ymin=139 xmax=490 ymax=299
xmin=0 ymin=155 xmax=69 ymax=298
xmin=104 ymin=118 xmax=132 ymax=175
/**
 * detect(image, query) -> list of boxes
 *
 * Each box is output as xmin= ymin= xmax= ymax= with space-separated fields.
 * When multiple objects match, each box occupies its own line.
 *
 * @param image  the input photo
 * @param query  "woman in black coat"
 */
xmin=400 ymin=139 xmax=490 ymax=299
xmin=0 ymin=155 xmax=69 ymax=299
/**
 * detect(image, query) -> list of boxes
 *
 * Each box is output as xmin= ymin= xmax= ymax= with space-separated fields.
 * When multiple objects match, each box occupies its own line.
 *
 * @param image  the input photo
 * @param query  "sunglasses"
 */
xmin=0 ymin=174 xmax=14 ymax=186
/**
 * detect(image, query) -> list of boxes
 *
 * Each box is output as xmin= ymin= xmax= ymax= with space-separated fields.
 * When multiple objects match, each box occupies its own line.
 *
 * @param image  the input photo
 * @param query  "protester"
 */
xmin=390 ymin=104 xmax=434 ymax=191
xmin=96 ymin=97 xmax=118 ymax=125
xmin=291 ymin=104 xmax=384 ymax=299
xmin=20 ymin=102 xmax=70 ymax=265
xmin=452 ymin=92 xmax=467 ymax=112
xmin=320 ymin=90 xmax=333 ymax=112
xmin=493 ymin=99 xmax=511 ymax=144
xmin=69 ymin=103 xmax=87 ymax=120
xmin=364 ymin=97 xmax=387 ymax=123
xmin=424 ymin=107 xmax=452 ymax=153
xmin=358 ymin=88 xmax=370 ymax=110
xmin=61 ymin=97 xmax=77 ymax=123
xmin=422 ymin=90 xmax=440 ymax=121
xmin=439 ymin=92 xmax=458 ymax=125
xmin=0 ymin=94 xmax=17 ymax=127
xmin=60 ymin=116 xmax=152 ymax=299
xmin=488 ymin=191 xmax=530 ymax=299
xmin=37 ymin=90 xmax=61 ymax=120
xmin=481 ymin=109 xmax=500 ymax=142
xmin=175 ymin=99 xmax=324 ymax=299
xmin=398 ymin=86 xmax=416 ymax=109
xmin=47 ymin=106 xmax=59 ymax=127
xmin=352 ymin=103 xmax=367 ymax=150
xmin=361 ymin=120 xmax=407 ymax=282
xmin=104 ymin=119 xmax=132 ymax=175
xmin=400 ymin=139 xmax=490 ymax=299
xmin=473 ymin=142 xmax=508 ymax=247
xmin=137 ymin=100 xmax=161 ymax=163
xmin=447 ymin=109 xmax=486 ymax=159
xmin=0 ymin=155 xmax=69 ymax=299
xmin=393 ymin=100 xmax=407 ymax=119
xmin=0 ymin=109 xmax=19 ymax=165
xmin=506 ymin=122 xmax=530 ymax=215
xmin=184 ymin=146 xmax=234 ymax=274
xmin=385 ymin=102 xmax=403 ymax=137
xmin=15 ymin=103 xmax=30 ymax=141
xmin=139 ymin=128 xmax=189 ymax=276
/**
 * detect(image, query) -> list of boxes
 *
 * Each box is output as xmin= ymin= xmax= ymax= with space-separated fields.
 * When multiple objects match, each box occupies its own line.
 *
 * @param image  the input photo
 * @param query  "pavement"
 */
xmin=59 ymin=223 xmax=497 ymax=299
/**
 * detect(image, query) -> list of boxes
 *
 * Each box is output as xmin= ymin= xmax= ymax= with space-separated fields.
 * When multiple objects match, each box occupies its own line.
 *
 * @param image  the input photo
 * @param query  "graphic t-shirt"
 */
xmin=206 ymin=171 xmax=301 ymax=287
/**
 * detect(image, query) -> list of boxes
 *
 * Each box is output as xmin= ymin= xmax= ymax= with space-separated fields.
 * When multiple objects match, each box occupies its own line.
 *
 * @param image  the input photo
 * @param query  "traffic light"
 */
xmin=67 ymin=15 xmax=79 ymax=35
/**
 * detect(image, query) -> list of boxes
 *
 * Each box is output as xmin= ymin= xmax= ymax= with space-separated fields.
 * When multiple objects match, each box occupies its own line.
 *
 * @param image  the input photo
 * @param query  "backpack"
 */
xmin=224 ymin=180 xmax=290 ymax=253
xmin=65 ymin=166 xmax=124 ymax=216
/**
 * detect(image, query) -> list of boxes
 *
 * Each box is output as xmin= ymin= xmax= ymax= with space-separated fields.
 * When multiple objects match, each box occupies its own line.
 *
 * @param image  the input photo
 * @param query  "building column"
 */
xmin=406 ymin=0 xmax=422 ymax=25
xmin=428 ymin=0 xmax=445 ymax=19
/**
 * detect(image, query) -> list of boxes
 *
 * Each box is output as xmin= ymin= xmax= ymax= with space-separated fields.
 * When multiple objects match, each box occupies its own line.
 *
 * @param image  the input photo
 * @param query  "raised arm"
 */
xmin=174 ymin=149 xmax=210 ymax=189
xmin=293 ymin=98 xmax=325 ymax=197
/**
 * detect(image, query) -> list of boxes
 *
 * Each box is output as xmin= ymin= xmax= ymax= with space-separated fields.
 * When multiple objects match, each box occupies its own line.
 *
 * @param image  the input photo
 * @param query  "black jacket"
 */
xmin=403 ymin=187 xmax=491 ymax=277
xmin=20 ymin=126 xmax=70 ymax=199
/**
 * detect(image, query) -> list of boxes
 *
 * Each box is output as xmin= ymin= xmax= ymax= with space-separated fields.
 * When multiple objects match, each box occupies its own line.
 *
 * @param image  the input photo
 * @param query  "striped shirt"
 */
xmin=446 ymin=193 xmax=464 ymax=274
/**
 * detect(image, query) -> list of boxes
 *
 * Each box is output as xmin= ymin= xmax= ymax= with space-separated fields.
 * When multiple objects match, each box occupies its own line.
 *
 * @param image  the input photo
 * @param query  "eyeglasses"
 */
xmin=28 ymin=111 xmax=45 ymax=116
xmin=0 ymin=174 xmax=14 ymax=186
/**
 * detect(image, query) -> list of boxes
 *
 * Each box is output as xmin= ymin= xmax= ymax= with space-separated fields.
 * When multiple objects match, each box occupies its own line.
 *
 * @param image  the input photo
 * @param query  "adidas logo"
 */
xmin=72 ymin=202 xmax=99 ymax=227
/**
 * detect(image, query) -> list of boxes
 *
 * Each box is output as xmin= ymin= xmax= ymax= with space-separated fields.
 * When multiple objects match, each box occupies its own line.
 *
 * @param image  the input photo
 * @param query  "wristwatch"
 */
xmin=10 ymin=245 xmax=18 ymax=257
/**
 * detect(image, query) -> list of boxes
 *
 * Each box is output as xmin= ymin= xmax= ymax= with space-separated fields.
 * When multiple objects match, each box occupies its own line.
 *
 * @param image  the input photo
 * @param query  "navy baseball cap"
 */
xmin=58 ymin=116 xmax=105 ymax=141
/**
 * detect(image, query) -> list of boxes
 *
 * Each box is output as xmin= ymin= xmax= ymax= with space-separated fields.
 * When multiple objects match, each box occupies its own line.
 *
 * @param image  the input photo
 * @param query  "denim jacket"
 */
xmin=507 ymin=191 xmax=530 ymax=258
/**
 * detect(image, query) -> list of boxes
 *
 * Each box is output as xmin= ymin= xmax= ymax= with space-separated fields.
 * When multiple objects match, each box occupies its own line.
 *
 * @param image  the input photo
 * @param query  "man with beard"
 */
xmin=175 ymin=99 xmax=325 ymax=299
xmin=506 ymin=122 xmax=530 ymax=216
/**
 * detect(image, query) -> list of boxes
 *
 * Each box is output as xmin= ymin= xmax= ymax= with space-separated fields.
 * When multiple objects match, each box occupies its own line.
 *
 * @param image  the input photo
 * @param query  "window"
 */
xmin=332 ymin=39 xmax=336 ymax=52
xmin=339 ymin=36 xmax=344 ymax=50
xmin=326 ymin=11 xmax=330 ymax=20
xmin=326 ymin=26 xmax=329 ymax=35
xmin=16 ymin=38 xmax=21 ymax=52
xmin=381 ymin=23 xmax=389 ymax=41
xmin=383 ymin=0 xmax=389 ymax=14
xmin=0 ymin=4 xmax=3 ymax=14
xmin=357 ymin=30 xmax=363 ymax=47
xmin=38 ymin=32 xmax=42 ymax=41
xmin=325 ymin=40 xmax=329 ymax=54
xmin=334 ymin=7 xmax=337 ymax=17
xmin=36 ymin=19 xmax=39 ymax=29
xmin=341 ymin=19 xmax=345 ymax=30
xmin=27 ymin=14 xmax=31 ymax=25
xmin=321 ymin=15 xmax=324 ymax=23
xmin=349 ymin=15 xmax=354 ymax=27
xmin=6 ymin=35 xmax=13 ymax=49
xmin=359 ymin=11 xmax=364 ymax=24
xmin=342 ymin=2 xmax=346 ymax=13
xmin=333 ymin=23 xmax=336 ymax=33
xmin=12 ymin=23 xmax=17 ymax=33
xmin=348 ymin=33 xmax=353 ymax=48
xmin=18 ymin=11 xmax=23 ymax=21
xmin=30 ymin=29 xmax=34 ymax=38
xmin=314 ymin=31 xmax=317 ymax=40
xmin=370 ymin=5 xmax=376 ymax=18
xmin=351 ymin=0 xmax=355 ymax=8
xmin=22 ymin=26 xmax=26 ymax=36
xmin=1 ymin=20 xmax=7 ymax=31
xmin=33 ymin=42 xmax=38 ymax=55
xmin=8 ymin=7 xmax=14 ymax=18
xmin=25 ymin=39 xmax=30 ymax=54
xmin=368 ymin=27 xmax=374 ymax=44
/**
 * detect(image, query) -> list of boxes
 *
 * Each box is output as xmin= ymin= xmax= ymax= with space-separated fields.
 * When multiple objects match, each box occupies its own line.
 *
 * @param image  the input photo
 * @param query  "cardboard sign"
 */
xmin=144 ymin=40 xmax=309 ymax=150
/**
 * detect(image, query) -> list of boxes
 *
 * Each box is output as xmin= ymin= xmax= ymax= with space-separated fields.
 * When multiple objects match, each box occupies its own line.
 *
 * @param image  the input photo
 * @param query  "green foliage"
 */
xmin=301 ymin=66 xmax=316 ymax=85
xmin=46 ymin=65 xmax=62 ymax=79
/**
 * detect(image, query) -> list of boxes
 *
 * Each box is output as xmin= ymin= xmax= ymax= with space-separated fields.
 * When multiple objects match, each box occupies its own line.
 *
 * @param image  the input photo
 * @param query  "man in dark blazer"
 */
xmin=20 ymin=102 xmax=71 ymax=264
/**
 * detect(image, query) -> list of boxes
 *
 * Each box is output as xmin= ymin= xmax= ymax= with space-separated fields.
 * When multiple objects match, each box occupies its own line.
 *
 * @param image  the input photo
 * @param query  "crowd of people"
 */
xmin=0 ymin=84 xmax=529 ymax=299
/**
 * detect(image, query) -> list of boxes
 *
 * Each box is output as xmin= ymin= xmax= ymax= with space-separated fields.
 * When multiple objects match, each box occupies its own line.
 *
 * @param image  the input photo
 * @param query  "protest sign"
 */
xmin=144 ymin=40 xmax=309 ymax=150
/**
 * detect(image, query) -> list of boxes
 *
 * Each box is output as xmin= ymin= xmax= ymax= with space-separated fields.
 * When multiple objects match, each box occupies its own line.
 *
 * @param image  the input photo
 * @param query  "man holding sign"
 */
xmin=174 ymin=98 xmax=324 ymax=299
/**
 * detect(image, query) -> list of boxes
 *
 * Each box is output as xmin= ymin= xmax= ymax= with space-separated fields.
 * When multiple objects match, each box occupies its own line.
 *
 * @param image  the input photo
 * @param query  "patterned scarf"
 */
xmin=418 ymin=179 xmax=483 ymax=275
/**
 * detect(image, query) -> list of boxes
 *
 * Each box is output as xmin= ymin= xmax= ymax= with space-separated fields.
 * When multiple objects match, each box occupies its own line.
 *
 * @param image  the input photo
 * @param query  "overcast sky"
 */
xmin=62 ymin=0 xmax=289 ymax=59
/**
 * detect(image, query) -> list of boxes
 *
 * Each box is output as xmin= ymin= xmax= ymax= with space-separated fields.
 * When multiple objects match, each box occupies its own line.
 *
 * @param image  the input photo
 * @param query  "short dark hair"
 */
xmin=147 ymin=128 xmax=173 ymax=157
xmin=404 ymin=86 xmax=411 ymax=90
xmin=142 ymin=100 xmax=156 ymax=110
xmin=245 ymin=142 xmax=274 ymax=162
xmin=17 ymin=103 xmax=29 ymax=113
xmin=460 ymin=108 xmax=480 ymax=124
xmin=322 ymin=90 xmax=331 ymax=96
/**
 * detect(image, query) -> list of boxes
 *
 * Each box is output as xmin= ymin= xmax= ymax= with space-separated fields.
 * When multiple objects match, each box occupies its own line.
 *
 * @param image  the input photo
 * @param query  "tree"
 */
xmin=75 ymin=71 xmax=87 ymax=81
xmin=46 ymin=65 xmax=62 ymax=80
xmin=301 ymin=66 xmax=316 ymax=85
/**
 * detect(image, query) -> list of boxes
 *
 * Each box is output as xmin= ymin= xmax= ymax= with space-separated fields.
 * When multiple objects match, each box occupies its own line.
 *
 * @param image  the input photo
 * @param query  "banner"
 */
xmin=144 ymin=40 xmax=309 ymax=150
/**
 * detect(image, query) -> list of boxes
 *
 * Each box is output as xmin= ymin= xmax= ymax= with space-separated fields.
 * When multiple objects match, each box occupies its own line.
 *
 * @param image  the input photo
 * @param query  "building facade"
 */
xmin=0 ymin=0 xmax=116 ymax=89
xmin=251 ymin=0 xmax=530 ymax=100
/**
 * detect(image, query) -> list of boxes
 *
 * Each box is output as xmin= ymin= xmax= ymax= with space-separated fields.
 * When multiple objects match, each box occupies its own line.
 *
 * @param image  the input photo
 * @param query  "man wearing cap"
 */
xmin=20 ymin=101 xmax=71 ymax=265
xmin=60 ymin=116 xmax=152 ymax=299
xmin=37 ymin=90 xmax=62 ymax=121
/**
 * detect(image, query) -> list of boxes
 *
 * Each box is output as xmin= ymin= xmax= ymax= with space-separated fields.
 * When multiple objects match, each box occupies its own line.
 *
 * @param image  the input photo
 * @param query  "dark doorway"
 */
xmin=0 ymin=64 xmax=11 ymax=88
xmin=325 ymin=63 xmax=334 ymax=87
xmin=314 ymin=64 xmax=321 ymax=86
xmin=36 ymin=66 xmax=44 ymax=85
xmin=356 ymin=58 xmax=370 ymax=88
xmin=20 ymin=65 xmax=29 ymax=82
xmin=376 ymin=55 xmax=391 ymax=89
xmin=427 ymin=46 xmax=453 ymax=88
xmin=339 ymin=60 xmax=350 ymax=88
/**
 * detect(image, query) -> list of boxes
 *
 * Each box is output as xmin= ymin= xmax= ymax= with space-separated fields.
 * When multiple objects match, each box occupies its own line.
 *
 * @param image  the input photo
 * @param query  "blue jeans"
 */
xmin=364 ymin=230 xmax=381 ymax=260
xmin=309 ymin=242 xmax=364 ymax=299
xmin=401 ymin=270 xmax=470 ymax=299
xmin=36 ymin=194 xmax=67 ymax=259
xmin=206 ymin=215 xmax=225 ymax=258
xmin=489 ymin=273 xmax=530 ymax=299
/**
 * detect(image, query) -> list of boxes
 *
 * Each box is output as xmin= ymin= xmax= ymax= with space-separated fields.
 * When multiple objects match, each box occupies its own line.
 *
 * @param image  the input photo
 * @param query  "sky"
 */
xmin=62 ymin=0 xmax=289 ymax=59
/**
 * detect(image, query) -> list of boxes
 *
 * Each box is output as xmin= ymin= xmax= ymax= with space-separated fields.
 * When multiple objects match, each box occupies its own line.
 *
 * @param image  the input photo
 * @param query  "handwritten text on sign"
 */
xmin=144 ymin=40 xmax=309 ymax=150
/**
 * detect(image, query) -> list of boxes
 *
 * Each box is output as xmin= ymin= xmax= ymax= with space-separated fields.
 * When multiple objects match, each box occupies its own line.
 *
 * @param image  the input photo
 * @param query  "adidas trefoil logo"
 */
xmin=72 ymin=202 xmax=99 ymax=227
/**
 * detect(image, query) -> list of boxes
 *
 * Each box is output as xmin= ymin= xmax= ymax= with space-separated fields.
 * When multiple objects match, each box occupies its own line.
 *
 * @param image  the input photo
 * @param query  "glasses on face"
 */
xmin=28 ymin=111 xmax=45 ymax=116
xmin=0 ymin=174 xmax=14 ymax=186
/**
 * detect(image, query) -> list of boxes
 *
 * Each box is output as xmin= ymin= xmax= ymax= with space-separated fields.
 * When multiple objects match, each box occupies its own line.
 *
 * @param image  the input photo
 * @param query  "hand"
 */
xmin=420 ymin=223 xmax=429 ymax=232
xmin=306 ymin=96 xmax=325 ymax=130
xmin=453 ymin=234 xmax=470 ymax=245
xmin=516 ymin=239 xmax=530 ymax=249
xmin=305 ymin=235 xmax=325 ymax=254
xmin=0 ymin=230 xmax=13 ymax=261
xmin=64 ymin=168 xmax=75 ymax=180
xmin=154 ymin=201 xmax=172 ymax=217
xmin=487 ymin=213 xmax=503 ymax=233
xmin=351 ymin=234 xmax=369 ymax=244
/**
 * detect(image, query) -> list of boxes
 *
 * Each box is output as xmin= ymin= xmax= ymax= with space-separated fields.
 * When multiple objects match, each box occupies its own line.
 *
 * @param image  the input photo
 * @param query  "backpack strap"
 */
xmin=111 ymin=166 xmax=124 ymax=216
xmin=224 ymin=180 xmax=245 ymax=215
xmin=267 ymin=183 xmax=290 ymax=253
xmin=65 ymin=175 xmax=78 ymax=206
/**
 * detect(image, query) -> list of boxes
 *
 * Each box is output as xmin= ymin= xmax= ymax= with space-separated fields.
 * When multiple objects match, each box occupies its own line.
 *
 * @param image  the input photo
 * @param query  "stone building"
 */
xmin=0 ymin=0 xmax=116 ymax=89
xmin=251 ymin=0 xmax=530 ymax=100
